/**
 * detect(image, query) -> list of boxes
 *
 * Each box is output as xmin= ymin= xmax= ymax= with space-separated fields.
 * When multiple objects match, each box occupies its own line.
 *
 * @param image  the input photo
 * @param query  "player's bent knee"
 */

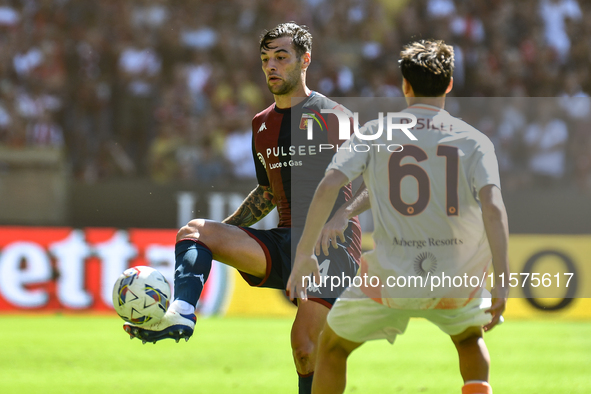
xmin=291 ymin=327 xmax=315 ymax=357
xmin=176 ymin=219 xmax=207 ymax=242
xmin=292 ymin=342 xmax=314 ymax=365
xmin=291 ymin=334 xmax=316 ymax=373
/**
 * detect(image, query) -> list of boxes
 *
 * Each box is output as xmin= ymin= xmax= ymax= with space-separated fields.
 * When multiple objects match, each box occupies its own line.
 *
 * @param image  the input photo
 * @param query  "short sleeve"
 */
xmin=472 ymin=137 xmax=501 ymax=193
xmin=326 ymin=126 xmax=372 ymax=182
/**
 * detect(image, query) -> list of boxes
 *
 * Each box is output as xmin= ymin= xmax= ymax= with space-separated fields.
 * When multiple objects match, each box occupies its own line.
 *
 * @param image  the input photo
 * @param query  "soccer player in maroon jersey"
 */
xmin=124 ymin=23 xmax=365 ymax=394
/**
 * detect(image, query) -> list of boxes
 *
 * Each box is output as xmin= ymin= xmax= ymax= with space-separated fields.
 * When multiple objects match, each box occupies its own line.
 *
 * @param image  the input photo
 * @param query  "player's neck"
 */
xmin=274 ymin=85 xmax=311 ymax=109
xmin=406 ymin=96 xmax=446 ymax=109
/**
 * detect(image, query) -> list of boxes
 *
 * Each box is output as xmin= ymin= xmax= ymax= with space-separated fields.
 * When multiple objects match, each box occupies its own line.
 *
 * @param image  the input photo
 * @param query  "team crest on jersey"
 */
xmin=413 ymin=252 xmax=437 ymax=277
xmin=257 ymin=152 xmax=266 ymax=169
xmin=299 ymin=112 xmax=325 ymax=131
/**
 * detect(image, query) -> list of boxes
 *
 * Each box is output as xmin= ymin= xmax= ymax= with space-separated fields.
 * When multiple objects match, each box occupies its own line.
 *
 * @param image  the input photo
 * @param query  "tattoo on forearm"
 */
xmin=223 ymin=185 xmax=276 ymax=227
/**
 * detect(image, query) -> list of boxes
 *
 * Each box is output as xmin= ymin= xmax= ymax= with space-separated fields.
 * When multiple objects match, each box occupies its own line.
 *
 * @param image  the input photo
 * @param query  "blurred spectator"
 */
xmin=131 ymin=0 xmax=169 ymax=31
xmin=495 ymin=98 xmax=529 ymax=190
xmin=539 ymin=0 xmax=582 ymax=62
xmin=0 ymin=2 xmax=19 ymax=27
xmin=224 ymin=126 xmax=256 ymax=180
xmin=0 ymin=0 xmax=590 ymax=190
xmin=450 ymin=3 xmax=485 ymax=44
xmin=523 ymin=102 xmax=569 ymax=188
xmin=13 ymin=45 xmax=44 ymax=79
xmin=148 ymin=123 xmax=183 ymax=183
xmin=117 ymin=32 xmax=161 ymax=175
xmin=15 ymin=83 xmax=61 ymax=119
xmin=558 ymin=71 xmax=590 ymax=119
xmin=185 ymin=52 xmax=213 ymax=115
xmin=558 ymin=72 xmax=591 ymax=191
xmin=0 ymin=99 xmax=12 ymax=141
xmin=26 ymin=111 xmax=64 ymax=148
xmin=427 ymin=0 xmax=456 ymax=19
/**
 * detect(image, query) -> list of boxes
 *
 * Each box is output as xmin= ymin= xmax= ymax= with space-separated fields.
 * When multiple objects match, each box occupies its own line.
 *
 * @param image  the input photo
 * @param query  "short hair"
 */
xmin=260 ymin=22 xmax=312 ymax=59
xmin=399 ymin=39 xmax=454 ymax=97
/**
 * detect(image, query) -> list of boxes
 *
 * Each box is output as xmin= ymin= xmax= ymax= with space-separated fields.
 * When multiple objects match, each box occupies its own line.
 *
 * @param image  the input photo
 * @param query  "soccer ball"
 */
xmin=112 ymin=266 xmax=171 ymax=326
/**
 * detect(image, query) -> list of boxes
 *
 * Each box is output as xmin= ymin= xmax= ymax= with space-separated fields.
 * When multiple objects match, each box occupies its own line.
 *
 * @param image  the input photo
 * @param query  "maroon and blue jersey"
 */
xmin=251 ymin=92 xmax=362 ymax=263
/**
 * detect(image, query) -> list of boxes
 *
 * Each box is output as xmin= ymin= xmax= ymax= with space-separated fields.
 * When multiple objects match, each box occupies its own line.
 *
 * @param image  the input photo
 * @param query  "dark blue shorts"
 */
xmin=238 ymin=226 xmax=359 ymax=308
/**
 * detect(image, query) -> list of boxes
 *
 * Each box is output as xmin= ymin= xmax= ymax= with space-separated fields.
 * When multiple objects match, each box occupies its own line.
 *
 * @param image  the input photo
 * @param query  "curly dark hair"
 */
xmin=399 ymin=39 xmax=454 ymax=97
xmin=260 ymin=22 xmax=312 ymax=59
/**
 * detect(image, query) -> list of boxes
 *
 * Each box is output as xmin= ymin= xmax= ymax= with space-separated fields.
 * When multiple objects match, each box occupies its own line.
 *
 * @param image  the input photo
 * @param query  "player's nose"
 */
xmin=265 ymin=58 xmax=278 ymax=72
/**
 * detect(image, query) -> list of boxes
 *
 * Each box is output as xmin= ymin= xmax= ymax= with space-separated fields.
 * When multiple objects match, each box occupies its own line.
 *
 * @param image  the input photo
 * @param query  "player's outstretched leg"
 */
xmin=123 ymin=238 xmax=211 ymax=343
xmin=125 ymin=219 xmax=267 ymax=343
xmin=451 ymin=326 xmax=492 ymax=394
xmin=312 ymin=323 xmax=363 ymax=394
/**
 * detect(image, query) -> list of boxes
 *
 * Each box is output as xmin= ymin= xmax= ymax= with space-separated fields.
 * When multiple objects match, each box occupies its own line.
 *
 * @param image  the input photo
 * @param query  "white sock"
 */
xmin=170 ymin=300 xmax=195 ymax=315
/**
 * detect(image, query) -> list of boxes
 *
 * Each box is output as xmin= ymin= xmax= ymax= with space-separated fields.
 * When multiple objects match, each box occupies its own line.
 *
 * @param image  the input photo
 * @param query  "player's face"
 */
xmin=261 ymin=37 xmax=304 ymax=96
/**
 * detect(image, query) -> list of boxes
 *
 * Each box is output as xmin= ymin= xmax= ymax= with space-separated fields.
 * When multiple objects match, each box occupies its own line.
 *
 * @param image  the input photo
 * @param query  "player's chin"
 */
xmin=267 ymin=86 xmax=282 ymax=95
xmin=268 ymin=83 xmax=289 ymax=95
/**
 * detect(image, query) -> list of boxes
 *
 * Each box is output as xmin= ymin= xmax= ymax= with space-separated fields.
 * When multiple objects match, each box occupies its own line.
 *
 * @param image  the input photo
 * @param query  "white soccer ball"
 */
xmin=112 ymin=266 xmax=171 ymax=326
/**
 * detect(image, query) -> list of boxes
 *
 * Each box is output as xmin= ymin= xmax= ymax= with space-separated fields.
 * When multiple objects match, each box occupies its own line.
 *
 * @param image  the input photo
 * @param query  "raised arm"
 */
xmin=479 ymin=184 xmax=510 ymax=331
xmin=223 ymin=185 xmax=276 ymax=227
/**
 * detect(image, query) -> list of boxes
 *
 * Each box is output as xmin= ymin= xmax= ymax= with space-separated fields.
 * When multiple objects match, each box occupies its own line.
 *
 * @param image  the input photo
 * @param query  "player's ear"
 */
xmin=402 ymin=78 xmax=414 ymax=97
xmin=301 ymin=52 xmax=311 ymax=70
xmin=445 ymin=77 xmax=453 ymax=94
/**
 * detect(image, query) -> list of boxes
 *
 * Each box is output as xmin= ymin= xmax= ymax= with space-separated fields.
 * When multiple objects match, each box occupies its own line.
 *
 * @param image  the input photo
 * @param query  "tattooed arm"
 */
xmin=222 ymin=185 xmax=276 ymax=227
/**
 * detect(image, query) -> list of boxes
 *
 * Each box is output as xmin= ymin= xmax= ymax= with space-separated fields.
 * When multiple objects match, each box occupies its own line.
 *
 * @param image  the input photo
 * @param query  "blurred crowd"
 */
xmin=0 ymin=0 xmax=590 ymax=191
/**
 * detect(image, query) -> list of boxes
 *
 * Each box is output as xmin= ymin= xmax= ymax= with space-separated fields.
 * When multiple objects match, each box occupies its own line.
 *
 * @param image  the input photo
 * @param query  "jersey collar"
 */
xmin=273 ymin=91 xmax=316 ymax=114
xmin=407 ymin=103 xmax=446 ymax=113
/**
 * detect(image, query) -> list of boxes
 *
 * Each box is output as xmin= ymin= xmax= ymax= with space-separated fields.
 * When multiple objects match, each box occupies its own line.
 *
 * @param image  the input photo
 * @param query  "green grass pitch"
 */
xmin=0 ymin=315 xmax=589 ymax=393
